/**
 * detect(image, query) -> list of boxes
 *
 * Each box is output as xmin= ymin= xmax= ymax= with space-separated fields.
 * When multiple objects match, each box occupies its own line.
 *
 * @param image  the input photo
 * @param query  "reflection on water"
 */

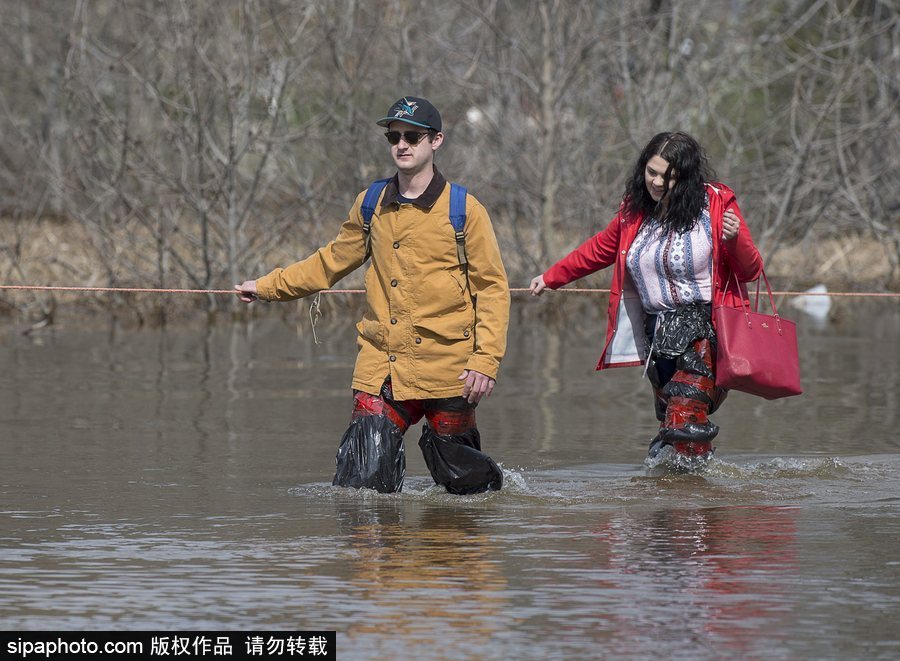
xmin=334 ymin=500 xmax=508 ymax=655
xmin=592 ymin=505 xmax=798 ymax=657
xmin=0 ymin=300 xmax=899 ymax=658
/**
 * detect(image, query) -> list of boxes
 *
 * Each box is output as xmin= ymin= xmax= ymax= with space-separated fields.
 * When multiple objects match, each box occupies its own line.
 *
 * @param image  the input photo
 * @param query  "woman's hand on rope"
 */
xmin=234 ymin=280 xmax=258 ymax=303
xmin=529 ymin=274 xmax=547 ymax=296
xmin=458 ymin=369 xmax=495 ymax=404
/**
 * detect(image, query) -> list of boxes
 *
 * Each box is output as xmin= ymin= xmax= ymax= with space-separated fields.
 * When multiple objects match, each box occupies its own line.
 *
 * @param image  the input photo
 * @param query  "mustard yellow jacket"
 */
xmin=256 ymin=170 xmax=510 ymax=400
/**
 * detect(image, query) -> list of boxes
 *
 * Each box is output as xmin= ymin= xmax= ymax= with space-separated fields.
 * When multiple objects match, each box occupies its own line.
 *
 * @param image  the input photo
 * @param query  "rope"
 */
xmin=0 ymin=285 xmax=237 ymax=294
xmin=0 ymin=284 xmax=897 ymax=298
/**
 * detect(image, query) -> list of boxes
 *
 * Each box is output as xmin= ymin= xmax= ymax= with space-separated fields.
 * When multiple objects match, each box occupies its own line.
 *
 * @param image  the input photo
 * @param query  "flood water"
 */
xmin=1 ymin=296 xmax=899 ymax=659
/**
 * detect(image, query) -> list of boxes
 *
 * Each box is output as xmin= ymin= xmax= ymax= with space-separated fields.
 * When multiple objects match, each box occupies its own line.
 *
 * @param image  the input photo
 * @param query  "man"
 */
xmin=235 ymin=96 xmax=510 ymax=495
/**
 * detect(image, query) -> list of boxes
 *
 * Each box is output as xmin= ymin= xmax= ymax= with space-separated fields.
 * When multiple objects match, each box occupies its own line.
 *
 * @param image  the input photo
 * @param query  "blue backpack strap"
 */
xmin=361 ymin=178 xmax=391 ymax=258
xmin=449 ymin=183 xmax=468 ymax=265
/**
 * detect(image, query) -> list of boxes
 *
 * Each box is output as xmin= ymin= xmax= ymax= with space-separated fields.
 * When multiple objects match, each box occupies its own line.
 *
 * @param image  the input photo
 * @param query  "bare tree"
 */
xmin=0 ymin=0 xmax=896 ymax=324
xmin=51 ymin=1 xmax=330 ymax=314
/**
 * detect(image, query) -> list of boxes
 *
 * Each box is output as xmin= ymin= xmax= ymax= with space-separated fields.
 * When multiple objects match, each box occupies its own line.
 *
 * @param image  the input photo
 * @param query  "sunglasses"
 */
xmin=384 ymin=130 xmax=432 ymax=145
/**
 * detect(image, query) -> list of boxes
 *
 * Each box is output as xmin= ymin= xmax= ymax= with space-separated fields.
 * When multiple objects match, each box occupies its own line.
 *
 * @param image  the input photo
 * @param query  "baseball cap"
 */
xmin=375 ymin=96 xmax=442 ymax=132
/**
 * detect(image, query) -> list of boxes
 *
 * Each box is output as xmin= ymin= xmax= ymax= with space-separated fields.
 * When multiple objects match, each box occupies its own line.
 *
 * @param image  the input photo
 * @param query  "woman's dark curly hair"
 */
xmin=622 ymin=131 xmax=717 ymax=233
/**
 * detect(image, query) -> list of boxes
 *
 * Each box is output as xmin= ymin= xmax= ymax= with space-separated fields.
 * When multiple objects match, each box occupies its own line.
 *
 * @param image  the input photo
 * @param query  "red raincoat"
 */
xmin=543 ymin=183 xmax=763 ymax=370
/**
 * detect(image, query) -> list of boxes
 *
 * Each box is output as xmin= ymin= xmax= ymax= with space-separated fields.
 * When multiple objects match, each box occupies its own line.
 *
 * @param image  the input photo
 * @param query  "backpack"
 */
xmin=360 ymin=178 xmax=468 ymax=268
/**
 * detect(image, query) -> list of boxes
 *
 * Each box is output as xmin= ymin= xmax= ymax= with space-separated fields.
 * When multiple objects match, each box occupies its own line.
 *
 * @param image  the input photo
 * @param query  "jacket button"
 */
xmin=463 ymin=330 xmax=470 ymax=338
xmin=415 ymin=337 xmax=421 ymax=344
xmin=393 ymin=241 xmax=400 ymax=249
xmin=621 ymin=249 xmax=626 ymax=254
xmin=390 ymin=318 xmax=397 ymax=325
xmin=391 ymin=279 xmax=398 ymax=287
xmin=389 ymin=355 xmax=396 ymax=362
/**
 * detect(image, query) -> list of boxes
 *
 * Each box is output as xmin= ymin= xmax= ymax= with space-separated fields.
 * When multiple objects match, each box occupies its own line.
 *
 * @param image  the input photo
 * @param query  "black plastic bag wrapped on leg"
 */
xmin=418 ymin=425 xmax=503 ymax=495
xmin=332 ymin=416 xmax=405 ymax=493
xmin=659 ymin=420 xmax=720 ymax=443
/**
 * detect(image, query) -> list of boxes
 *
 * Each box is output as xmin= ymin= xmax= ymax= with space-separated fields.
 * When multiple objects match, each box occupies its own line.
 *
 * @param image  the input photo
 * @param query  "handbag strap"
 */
xmin=720 ymin=268 xmax=783 ymax=334
xmin=721 ymin=271 xmax=752 ymax=327
xmin=721 ymin=269 xmax=779 ymax=313
xmin=756 ymin=269 xmax=779 ymax=316
xmin=720 ymin=270 xmax=748 ymax=310
xmin=727 ymin=269 xmax=785 ymax=334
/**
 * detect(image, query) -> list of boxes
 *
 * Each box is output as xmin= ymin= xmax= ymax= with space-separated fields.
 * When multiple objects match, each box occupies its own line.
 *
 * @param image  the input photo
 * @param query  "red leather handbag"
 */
xmin=713 ymin=270 xmax=803 ymax=399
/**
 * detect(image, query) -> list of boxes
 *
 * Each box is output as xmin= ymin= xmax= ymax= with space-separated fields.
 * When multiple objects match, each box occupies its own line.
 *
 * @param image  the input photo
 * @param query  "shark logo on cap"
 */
xmin=376 ymin=96 xmax=440 ymax=131
xmin=393 ymin=97 xmax=419 ymax=119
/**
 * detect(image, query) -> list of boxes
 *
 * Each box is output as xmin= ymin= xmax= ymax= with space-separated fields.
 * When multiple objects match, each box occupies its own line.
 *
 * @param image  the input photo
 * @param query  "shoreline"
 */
xmin=2 ymin=216 xmax=897 ymax=330
xmin=3 ymin=285 xmax=897 ymax=336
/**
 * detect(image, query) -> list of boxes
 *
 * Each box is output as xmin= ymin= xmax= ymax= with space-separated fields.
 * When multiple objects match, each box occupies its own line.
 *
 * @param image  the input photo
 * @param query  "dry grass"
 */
xmin=766 ymin=236 xmax=898 ymax=292
xmin=1 ymin=217 xmax=204 ymax=325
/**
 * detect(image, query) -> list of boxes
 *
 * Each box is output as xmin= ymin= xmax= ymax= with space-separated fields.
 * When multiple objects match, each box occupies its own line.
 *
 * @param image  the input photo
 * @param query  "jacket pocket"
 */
xmin=355 ymin=316 xmax=385 ymax=349
xmin=414 ymin=308 xmax=474 ymax=344
xmin=447 ymin=266 xmax=467 ymax=295
xmin=414 ymin=268 xmax=469 ymax=322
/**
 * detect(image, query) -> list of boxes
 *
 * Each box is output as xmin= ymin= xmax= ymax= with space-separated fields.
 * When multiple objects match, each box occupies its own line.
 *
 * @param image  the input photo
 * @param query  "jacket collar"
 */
xmin=381 ymin=166 xmax=447 ymax=210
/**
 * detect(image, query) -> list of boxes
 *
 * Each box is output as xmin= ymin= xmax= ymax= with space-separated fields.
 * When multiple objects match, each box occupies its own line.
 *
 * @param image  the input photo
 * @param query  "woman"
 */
xmin=530 ymin=132 xmax=762 ymax=468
